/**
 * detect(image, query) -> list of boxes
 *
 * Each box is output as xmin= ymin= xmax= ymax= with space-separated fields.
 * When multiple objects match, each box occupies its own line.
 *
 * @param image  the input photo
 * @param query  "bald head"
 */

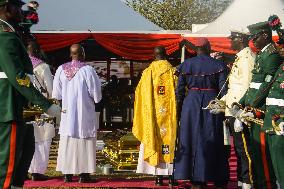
xmin=70 ymin=44 xmax=85 ymax=61
xmin=154 ymin=46 xmax=167 ymax=60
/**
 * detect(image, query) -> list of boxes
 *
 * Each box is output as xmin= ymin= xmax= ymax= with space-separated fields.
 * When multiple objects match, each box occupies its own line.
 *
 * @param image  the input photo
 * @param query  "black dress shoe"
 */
xmin=64 ymin=174 xmax=73 ymax=183
xmin=78 ymin=173 xmax=92 ymax=183
xmin=168 ymin=176 xmax=178 ymax=186
xmin=155 ymin=176 xmax=164 ymax=186
xmin=191 ymin=184 xmax=204 ymax=189
xmin=31 ymin=173 xmax=49 ymax=181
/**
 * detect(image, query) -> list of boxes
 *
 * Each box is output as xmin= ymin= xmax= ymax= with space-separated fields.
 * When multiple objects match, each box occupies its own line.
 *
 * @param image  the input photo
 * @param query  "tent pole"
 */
xmin=181 ymin=46 xmax=185 ymax=63
xmin=130 ymin=60 xmax=134 ymax=85
xmin=107 ymin=58 xmax=111 ymax=81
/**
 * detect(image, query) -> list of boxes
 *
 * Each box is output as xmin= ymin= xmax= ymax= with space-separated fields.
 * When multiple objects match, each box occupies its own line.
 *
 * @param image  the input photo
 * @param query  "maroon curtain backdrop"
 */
xmin=34 ymin=33 xmax=281 ymax=60
xmin=35 ymin=33 xmax=91 ymax=52
xmin=92 ymin=33 xmax=182 ymax=60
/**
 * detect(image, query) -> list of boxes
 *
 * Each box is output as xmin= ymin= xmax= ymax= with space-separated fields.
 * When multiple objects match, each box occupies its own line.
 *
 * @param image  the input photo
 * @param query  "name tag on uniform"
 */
xmin=158 ymin=86 xmax=165 ymax=95
xmin=162 ymin=145 xmax=170 ymax=154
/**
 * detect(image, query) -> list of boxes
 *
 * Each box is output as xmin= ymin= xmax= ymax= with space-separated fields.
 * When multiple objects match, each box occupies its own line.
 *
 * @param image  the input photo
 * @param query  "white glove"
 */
xmin=211 ymin=104 xmax=222 ymax=110
xmin=229 ymin=105 xmax=243 ymax=120
xmin=241 ymin=112 xmax=254 ymax=118
xmin=210 ymin=108 xmax=222 ymax=114
xmin=46 ymin=104 xmax=61 ymax=125
xmin=240 ymin=112 xmax=254 ymax=124
xmin=210 ymin=52 xmax=223 ymax=60
xmin=234 ymin=119 xmax=243 ymax=132
xmin=275 ymin=122 xmax=284 ymax=136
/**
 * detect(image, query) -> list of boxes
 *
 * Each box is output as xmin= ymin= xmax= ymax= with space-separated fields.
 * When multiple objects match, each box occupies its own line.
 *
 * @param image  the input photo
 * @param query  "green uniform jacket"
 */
xmin=0 ymin=20 xmax=52 ymax=122
xmin=239 ymin=43 xmax=281 ymax=109
xmin=263 ymin=65 xmax=284 ymax=131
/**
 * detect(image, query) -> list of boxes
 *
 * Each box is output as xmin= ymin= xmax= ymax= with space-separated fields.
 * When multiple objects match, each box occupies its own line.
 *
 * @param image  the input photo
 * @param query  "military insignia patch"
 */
xmin=16 ymin=72 xmax=31 ymax=87
xmin=157 ymin=86 xmax=165 ymax=95
xmin=265 ymin=75 xmax=273 ymax=82
xmin=162 ymin=145 xmax=170 ymax=155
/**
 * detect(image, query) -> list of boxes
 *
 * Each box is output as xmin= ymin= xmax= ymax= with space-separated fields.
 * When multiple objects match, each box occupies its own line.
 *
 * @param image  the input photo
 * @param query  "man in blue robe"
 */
xmin=174 ymin=38 xmax=229 ymax=189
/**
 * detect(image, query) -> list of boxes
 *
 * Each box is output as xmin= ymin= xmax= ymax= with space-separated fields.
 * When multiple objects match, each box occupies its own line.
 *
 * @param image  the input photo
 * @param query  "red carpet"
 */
xmin=24 ymin=138 xmax=238 ymax=188
xmin=24 ymin=177 xmax=237 ymax=188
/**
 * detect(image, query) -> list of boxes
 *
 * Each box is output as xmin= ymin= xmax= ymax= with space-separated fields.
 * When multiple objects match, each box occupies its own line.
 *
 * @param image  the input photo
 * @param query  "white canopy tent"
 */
xmin=24 ymin=0 xmax=162 ymax=32
xmin=195 ymin=0 xmax=284 ymax=35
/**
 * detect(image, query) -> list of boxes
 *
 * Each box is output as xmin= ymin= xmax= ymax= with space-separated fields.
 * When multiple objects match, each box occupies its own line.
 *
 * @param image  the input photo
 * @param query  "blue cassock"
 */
xmin=174 ymin=54 xmax=229 ymax=183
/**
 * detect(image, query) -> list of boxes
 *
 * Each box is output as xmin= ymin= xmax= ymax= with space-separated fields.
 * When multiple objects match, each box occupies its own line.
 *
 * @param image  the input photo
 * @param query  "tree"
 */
xmin=125 ymin=0 xmax=232 ymax=30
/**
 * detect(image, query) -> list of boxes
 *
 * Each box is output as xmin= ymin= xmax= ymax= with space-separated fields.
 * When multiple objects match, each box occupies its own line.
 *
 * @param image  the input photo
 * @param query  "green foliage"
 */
xmin=125 ymin=0 xmax=232 ymax=30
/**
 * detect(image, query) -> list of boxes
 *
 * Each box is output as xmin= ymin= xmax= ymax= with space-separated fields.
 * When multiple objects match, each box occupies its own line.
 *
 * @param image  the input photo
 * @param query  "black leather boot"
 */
xmin=168 ymin=175 xmax=178 ymax=186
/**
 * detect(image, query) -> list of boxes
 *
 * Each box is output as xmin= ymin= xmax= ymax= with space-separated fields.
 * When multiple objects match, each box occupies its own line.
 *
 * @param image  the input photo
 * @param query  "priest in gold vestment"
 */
xmin=132 ymin=46 xmax=177 ymax=186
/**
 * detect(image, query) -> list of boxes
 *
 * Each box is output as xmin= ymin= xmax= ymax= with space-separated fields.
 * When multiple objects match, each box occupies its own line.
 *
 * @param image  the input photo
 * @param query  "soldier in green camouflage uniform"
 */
xmin=232 ymin=22 xmax=282 ymax=189
xmin=0 ymin=1 xmax=61 ymax=188
xmin=262 ymin=62 xmax=284 ymax=188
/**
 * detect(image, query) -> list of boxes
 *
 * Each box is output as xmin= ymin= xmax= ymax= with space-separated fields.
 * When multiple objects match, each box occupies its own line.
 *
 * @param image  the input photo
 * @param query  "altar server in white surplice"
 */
xmin=52 ymin=44 xmax=102 ymax=183
xmin=27 ymin=41 xmax=55 ymax=181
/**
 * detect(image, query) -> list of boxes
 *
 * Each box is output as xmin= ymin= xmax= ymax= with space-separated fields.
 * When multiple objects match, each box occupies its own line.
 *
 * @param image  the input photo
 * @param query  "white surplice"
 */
xmin=28 ymin=139 xmax=52 ymax=174
xmin=29 ymin=62 xmax=55 ymax=174
xmin=52 ymin=65 xmax=102 ymax=139
xmin=52 ymin=64 xmax=101 ymax=174
xmin=136 ymin=143 xmax=173 ymax=175
xmin=32 ymin=63 xmax=54 ymax=98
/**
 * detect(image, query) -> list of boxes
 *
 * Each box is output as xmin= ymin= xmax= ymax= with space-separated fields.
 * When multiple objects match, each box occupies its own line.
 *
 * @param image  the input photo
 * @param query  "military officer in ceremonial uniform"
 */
xmin=211 ymin=31 xmax=255 ymax=189
xmin=0 ymin=1 xmax=61 ymax=189
xmin=231 ymin=21 xmax=281 ymax=189
xmin=261 ymin=63 xmax=284 ymax=188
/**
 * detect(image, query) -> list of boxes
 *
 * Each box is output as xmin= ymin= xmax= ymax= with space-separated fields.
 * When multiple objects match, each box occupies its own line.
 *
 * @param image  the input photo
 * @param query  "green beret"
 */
xmin=0 ymin=0 xmax=25 ymax=6
xmin=247 ymin=21 xmax=272 ymax=39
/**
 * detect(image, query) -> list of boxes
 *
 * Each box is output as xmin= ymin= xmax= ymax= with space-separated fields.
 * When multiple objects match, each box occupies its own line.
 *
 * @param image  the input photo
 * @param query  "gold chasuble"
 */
xmin=132 ymin=60 xmax=177 ymax=167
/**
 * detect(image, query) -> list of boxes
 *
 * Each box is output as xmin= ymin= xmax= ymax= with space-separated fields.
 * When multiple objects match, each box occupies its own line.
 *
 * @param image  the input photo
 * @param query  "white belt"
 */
xmin=249 ymin=82 xmax=262 ymax=89
xmin=0 ymin=72 xmax=7 ymax=79
xmin=266 ymin=98 xmax=284 ymax=107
